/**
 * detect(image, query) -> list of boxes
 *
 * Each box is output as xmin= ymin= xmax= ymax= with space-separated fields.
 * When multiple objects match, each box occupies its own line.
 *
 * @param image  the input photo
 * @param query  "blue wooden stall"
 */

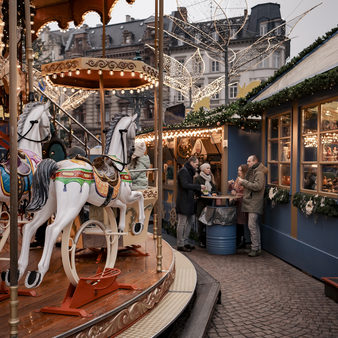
xmin=252 ymin=29 xmax=338 ymax=278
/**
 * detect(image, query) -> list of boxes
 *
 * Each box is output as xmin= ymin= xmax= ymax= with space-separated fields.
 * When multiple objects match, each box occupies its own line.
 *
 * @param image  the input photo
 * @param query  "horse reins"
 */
xmin=17 ymin=119 xmax=50 ymax=143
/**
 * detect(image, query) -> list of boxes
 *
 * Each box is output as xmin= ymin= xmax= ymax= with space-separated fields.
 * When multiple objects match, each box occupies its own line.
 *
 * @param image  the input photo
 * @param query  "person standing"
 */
xmin=238 ymin=155 xmax=266 ymax=257
xmin=195 ymin=162 xmax=217 ymax=248
xmin=228 ymin=164 xmax=248 ymax=249
xmin=129 ymin=141 xmax=150 ymax=190
xmin=176 ymin=156 xmax=205 ymax=252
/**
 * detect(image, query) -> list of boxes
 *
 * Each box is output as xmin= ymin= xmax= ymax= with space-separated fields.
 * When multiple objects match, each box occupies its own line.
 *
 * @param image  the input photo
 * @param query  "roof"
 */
xmin=253 ymin=30 xmax=338 ymax=102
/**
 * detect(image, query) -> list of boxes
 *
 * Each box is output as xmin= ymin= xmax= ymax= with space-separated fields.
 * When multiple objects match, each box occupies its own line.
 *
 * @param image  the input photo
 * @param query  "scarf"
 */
xmin=200 ymin=171 xmax=212 ymax=192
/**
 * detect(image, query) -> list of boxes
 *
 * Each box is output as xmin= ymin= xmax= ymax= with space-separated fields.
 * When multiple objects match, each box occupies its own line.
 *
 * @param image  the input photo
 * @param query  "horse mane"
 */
xmin=17 ymin=102 xmax=43 ymax=136
xmin=105 ymin=113 xmax=130 ymax=154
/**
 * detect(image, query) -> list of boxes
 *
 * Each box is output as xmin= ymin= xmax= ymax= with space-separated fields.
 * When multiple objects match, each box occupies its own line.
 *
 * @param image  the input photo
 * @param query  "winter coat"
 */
xmin=130 ymin=155 xmax=150 ymax=190
xmin=176 ymin=162 xmax=202 ymax=215
xmin=240 ymin=162 xmax=266 ymax=215
xmin=194 ymin=175 xmax=217 ymax=217
xmin=228 ymin=178 xmax=247 ymax=225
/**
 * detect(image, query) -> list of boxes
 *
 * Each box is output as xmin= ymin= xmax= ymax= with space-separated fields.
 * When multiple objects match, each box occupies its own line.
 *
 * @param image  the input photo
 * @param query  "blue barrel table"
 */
xmin=200 ymin=205 xmax=237 ymax=255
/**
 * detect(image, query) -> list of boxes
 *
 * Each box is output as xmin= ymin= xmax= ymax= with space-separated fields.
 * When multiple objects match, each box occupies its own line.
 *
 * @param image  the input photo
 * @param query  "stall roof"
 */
xmin=253 ymin=31 xmax=338 ymax=102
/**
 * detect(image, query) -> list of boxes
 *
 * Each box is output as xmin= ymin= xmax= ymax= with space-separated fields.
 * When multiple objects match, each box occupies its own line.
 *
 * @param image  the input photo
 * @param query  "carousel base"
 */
xmin=0 ymin=234 xmax=197 ymax=337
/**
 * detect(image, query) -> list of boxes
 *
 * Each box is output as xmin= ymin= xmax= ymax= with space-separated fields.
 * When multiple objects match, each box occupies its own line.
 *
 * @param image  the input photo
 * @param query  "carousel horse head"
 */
xmin=17 ymin=101 xmax=52 ymax=158
xmin=104 ymin=113 xmax=138 ymax=166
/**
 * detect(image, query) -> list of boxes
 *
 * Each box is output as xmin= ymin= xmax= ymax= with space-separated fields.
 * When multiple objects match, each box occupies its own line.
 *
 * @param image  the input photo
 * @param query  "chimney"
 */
xmin=176 ymin=7 xmax=187 ymax=21
xmin=126 ymin=15 xmax=131 ymax=22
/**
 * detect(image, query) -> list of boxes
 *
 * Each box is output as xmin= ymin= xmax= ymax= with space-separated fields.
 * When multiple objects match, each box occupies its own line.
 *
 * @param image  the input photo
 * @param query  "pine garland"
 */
xmin=265 ymin=186 xmax=290 ymax=207
xmin=292 ymin=192 xmax=338 ymax=217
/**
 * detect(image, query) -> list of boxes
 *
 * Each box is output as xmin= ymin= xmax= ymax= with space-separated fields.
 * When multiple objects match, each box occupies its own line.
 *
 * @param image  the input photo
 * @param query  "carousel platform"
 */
xmin=0 ymin=234 xmax=197 ymax=337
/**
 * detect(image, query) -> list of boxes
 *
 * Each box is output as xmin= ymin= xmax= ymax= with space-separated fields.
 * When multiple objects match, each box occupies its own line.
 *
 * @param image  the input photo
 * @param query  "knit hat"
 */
xmin=132 ymin=141 xmax=146 ymax=158
xmin=199 ymin=162 xmax=210 ymax=173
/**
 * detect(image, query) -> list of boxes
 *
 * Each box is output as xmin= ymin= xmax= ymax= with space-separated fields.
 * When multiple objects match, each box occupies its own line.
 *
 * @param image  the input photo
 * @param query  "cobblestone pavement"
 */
xmin=184 ymin=247 xmax=338 ymax=338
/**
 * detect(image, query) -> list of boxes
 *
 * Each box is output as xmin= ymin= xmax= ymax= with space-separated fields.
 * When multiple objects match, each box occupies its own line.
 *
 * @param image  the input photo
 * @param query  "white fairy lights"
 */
xmin=137 ymin=127 xmax=222 ymax=143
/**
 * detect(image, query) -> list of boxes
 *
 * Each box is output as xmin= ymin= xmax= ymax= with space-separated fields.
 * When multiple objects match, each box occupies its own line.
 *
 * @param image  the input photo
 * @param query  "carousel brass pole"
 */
xmin=24 ymin=0 xmax=34 ymax=101
xmin=9 ymin=0 xmax=19 ymax=336
xmin=99 ymin=0 xmax=107 ymax=153
xmin=156 ymin=0 xmax=164 ymax=273
xmin=152 ymin=0 xmax=159 ymax=240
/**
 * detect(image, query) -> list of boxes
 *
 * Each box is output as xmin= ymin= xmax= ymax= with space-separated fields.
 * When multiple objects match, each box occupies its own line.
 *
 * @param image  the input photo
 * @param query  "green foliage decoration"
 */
xmin=265 ymin=186 xmax=290 ymax=207
xmin=292 ymin=192 xmax=338 ymax=217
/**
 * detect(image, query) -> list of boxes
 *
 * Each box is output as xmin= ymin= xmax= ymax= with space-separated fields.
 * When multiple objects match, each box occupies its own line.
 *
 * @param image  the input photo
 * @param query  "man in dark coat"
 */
xmin=176 ymin=156 xmax=205 ymax=252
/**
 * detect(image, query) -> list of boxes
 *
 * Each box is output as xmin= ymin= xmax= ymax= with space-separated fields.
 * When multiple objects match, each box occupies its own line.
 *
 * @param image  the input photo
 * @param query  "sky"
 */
xmin=56 ymin=0 xmax=338 ymax=59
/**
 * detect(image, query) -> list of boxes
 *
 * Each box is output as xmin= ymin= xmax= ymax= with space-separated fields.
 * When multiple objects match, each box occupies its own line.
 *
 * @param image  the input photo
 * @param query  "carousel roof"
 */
xmin=31 ymin=0 xmax=137 ymax=39
xmin=41 ymin=57 xmax=158 ymax=91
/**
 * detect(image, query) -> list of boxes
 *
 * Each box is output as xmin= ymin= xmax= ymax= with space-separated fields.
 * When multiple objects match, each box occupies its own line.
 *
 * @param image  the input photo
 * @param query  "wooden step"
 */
xmin=322 ymin=277 xmax=338 ymax=303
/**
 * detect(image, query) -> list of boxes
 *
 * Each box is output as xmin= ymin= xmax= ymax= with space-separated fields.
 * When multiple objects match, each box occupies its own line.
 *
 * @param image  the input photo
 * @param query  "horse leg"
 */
xmin=120 ymin=185 xmax=145 ymax=226
xmin=25 ymin=183 xmax=90 ymax=288
xmin=5 ymin=186 xmax=56 ymax=285
xmin=110 ymin=199 xmax=127 ymax=232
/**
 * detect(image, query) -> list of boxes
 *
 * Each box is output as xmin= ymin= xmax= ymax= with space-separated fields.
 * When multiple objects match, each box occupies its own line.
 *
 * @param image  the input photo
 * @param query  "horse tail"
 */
xmin=26 ymin=158 xmax=59 ymax=212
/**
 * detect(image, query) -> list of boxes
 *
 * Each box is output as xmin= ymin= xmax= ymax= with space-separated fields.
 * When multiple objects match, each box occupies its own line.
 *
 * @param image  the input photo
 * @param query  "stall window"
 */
xmin=267 ymin=112 xmax=291 ymax=187
xmin=301 ymin=99 xmax=338 ymax=195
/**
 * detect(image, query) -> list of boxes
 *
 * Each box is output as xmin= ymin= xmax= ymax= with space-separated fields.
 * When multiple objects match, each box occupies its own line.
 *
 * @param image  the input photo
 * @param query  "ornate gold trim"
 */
xmin=75 ymin=265 xmax=175 ymax=338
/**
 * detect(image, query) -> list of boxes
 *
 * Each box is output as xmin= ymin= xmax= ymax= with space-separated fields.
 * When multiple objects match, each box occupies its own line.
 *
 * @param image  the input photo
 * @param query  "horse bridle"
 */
xmin=17 ymin=119 xmax=50 ymax=143
xmin=117 ymin=119 xmax=135 ymax=170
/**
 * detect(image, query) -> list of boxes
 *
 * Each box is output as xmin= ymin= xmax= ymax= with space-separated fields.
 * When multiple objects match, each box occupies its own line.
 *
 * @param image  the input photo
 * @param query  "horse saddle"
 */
xmin=92 ymin=155 xmax=119 ymax=188
xmin=0 ymin=150 xmax=31 ymax=176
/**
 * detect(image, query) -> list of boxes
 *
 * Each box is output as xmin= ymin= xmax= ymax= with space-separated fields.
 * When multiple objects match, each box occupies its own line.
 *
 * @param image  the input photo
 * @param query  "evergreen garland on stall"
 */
xmin=292 ymin=192 xmax=338 ymax=217
xmin=265 ymin=186 xmax=290 ymax=207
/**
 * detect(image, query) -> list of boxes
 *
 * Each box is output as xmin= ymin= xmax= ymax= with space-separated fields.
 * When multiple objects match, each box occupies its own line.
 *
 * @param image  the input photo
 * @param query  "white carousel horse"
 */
xmin=0 ymin=101 xmax=51 ymax=205
xmin=11 ymin=114 xmax=145 ymax=288
xmin=0 ymin=101 xmax=51 ymax=253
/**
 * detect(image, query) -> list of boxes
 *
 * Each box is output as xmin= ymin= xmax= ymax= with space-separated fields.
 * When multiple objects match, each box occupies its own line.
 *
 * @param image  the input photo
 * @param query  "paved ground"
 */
xmin=162 ymin=232 xmax=338 ymax=338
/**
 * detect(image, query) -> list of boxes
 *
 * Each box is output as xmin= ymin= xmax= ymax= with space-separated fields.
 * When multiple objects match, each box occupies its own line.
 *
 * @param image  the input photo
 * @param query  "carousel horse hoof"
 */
xmin=4 ymin=269 xmax=20 ymax=286
xmin=131 ymin=222 xmax=144 ymax=236
xmin=25 ymin=271 xmax=41 ymax=289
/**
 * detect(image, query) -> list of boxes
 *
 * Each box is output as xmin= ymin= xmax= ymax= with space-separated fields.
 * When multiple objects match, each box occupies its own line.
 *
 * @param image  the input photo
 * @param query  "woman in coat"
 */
xmin=228 ymin=164 xmax=248 ymax=248
xmin=129 ymin=141 xmax=150 ymax=190
xmin=194 ymin=162 xmax=217 ymax=248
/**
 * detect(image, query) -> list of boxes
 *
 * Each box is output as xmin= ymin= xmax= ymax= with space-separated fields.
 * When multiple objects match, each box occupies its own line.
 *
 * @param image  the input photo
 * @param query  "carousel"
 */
xmin=0 ymin=1 xmax=196 ymax=337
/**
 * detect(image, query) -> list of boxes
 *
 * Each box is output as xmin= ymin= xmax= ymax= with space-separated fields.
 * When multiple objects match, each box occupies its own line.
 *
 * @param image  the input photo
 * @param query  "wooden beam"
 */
xmin=291 ymin=101 xmax=299 ymax=238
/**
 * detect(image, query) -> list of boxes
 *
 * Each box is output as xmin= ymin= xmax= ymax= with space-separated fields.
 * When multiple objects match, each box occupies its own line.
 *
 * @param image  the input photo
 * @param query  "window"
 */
xmin=211 ymin=61 xmax=219 ymax=72
xmin=178 ymin=35 xmax=184 ymax=46
xmin=212 ymin=92 xmax=219 ymax=100
xmin=258 ymin=56 xmax=269 ymax=68
xmin=273 ymin=51 xmax=281 ymax=68
xmin=230 ymin=28 xmax=237 ymax=39
xmin=268 ymin=113 xmax=291 ymax=187
xmin=177 ymin=91 xmax=184 ymax=102
xmin=229 ymin=83 xmax=238 ymax=99
xmin=301 ymin=99 xmax=338 ymax=195
xmin=260 ymin=22 xmax=268 ymax=36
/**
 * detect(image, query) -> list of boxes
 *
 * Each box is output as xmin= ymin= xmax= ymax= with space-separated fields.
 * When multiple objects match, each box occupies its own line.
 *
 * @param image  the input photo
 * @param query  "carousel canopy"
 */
xmin=31 ymin=0 xmax=137 ymax=39
xmin=41 ymin=57 xmax=158 ymax=91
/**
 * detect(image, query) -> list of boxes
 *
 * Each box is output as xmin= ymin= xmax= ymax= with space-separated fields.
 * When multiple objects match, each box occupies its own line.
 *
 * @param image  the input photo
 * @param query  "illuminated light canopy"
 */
xmin=41 ymin=57 xmax=158 ymax=91
xmin=137 ymin=127 xmax=223 ymax=143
